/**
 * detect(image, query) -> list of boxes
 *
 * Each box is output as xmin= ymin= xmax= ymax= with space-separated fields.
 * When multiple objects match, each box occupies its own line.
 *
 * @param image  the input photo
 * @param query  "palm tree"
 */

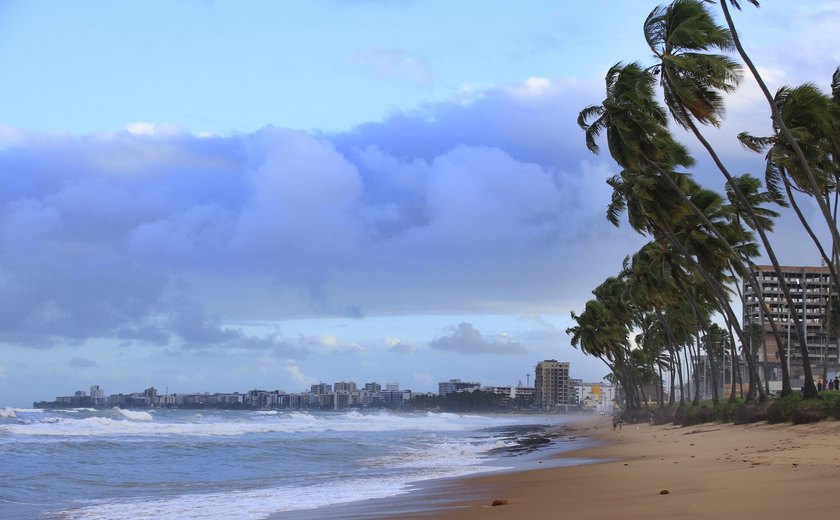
xmin=724 ymin=174 xmax=792 ymax=395
xmin=579 ymin=59 xmax=768 ymax=399
xmin=644 ymin=0 xmax=816 ymax=397
xmin=738 ymin=83 xmax=840 ymax=289
xmin=717 ymin=0 xmax=840 ymax=257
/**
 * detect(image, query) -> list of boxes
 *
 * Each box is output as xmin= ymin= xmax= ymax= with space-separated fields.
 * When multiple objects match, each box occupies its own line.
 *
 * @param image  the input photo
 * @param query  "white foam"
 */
xmin=0 ymin=407 xmax=15 ymax=418
xmin=115 ymin=408 xmax=153 ymax=421
xmin=1 ymin=409 xmax=569 ymax=439
xmin=56 ymin=475 xmax=412 ymax=520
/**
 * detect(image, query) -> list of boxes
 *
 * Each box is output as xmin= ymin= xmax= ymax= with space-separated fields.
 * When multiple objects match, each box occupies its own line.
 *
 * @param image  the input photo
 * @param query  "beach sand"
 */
xmin=387 ymin=415 xmax=840 ymax=519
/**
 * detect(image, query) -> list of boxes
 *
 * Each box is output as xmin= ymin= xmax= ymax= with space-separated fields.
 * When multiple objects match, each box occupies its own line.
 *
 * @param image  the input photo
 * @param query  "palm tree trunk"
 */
xmin=657 ymin=363 xmax=665 ymax=406
xmin=656 ymin=308 xmax=685 ymax=406
xmin=656 ymin=220 xmax=766 ymax=401
xmin=728 ymin=328 xmax=739 ymax=401
xmin=674 ymin=103 xmax=815 ymax=397
xmin=704 ymin=324 xmax=720 ymax=404
xmin=654 ymin=165 xmax=790 ymax=394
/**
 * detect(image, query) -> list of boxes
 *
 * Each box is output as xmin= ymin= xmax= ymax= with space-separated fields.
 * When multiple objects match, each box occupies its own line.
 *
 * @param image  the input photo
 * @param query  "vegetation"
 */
xmin=566 ymin=0 xmax=840 ymax=415
xmin=408 ymin=390 xmax=513 ymax=413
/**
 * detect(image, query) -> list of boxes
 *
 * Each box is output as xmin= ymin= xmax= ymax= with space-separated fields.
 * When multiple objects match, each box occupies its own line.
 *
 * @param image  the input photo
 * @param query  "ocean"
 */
xmin=0 ymin=407 xmax=586 ymax=519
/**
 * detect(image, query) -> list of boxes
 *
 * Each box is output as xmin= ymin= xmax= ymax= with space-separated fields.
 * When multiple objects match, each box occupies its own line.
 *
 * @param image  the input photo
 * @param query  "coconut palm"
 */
xmin=717 ymin=0 xmax=840 ymax=268
xmin=738 ymin=83 xmax=840 ymax=289
xmin=645 ymin=0 xmax=816 ymax=397
xmin=579 ymin=59 xmax=768 ymax=399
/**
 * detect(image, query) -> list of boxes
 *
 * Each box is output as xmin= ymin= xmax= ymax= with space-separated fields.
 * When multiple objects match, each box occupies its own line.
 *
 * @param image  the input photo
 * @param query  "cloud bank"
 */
xmin=0 ymin=78 xmax=645 ymax=353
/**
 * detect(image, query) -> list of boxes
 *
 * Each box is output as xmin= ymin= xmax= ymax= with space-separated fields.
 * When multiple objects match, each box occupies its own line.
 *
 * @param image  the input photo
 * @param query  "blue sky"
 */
xmin=1 ymin=1 xmax=839 ymax=406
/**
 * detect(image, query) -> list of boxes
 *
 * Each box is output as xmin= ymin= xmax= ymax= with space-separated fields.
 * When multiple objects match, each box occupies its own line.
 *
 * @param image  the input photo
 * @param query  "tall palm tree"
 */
xmin=579 ymin=60 xmax=767 ymax=399
xmin=717 ymin=0 xmax=840 ymax=267
xmin=644 ymin=0 xmax=816 ymax=397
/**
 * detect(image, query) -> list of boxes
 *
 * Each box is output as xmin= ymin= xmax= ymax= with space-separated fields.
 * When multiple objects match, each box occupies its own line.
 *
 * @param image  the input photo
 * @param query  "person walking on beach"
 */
xmin=612 ymin=415 xmax=618 ymax=431
xmin=618 ymin=416 xmax=623 ymax=431
xmin=648 ymin=410 xmax=654 ymax=426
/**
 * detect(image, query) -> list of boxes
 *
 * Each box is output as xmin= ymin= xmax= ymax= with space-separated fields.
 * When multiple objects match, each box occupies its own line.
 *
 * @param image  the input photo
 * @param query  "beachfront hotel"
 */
xmin=742 ymin=264 xmax=838 ymax=391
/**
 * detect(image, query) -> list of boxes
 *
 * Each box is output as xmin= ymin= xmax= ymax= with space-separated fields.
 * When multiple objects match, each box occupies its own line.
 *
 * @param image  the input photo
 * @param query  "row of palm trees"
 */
xmin=566 ymin=0 xmax=840 ymax=411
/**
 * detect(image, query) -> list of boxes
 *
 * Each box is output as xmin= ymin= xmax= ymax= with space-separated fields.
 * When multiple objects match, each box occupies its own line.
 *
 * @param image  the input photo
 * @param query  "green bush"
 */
xmin=735 ymin=400 xmax=769 ymax=424
xmin=791 ymin=399 xmax=828 ymax=424
xmin=673 ymin=404 xmax=688 ymax=425
xmin=817 ymin=391 xmax=840 ymax=419
xmin=712 ymin=399 xmax=742 ymax=423
xmin=680 ymin=404 xmax=715 ymax=426
xmin=766 ymin=392 xmax=803 ymax=424
xmin=653 ymin=406 xmax=675 ymax=425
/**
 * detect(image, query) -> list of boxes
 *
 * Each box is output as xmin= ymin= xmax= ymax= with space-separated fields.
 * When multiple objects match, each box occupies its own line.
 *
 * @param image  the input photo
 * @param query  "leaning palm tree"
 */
xmin=738 ymin=83 xmax=840 ymax=290
xmin=717 ymin=0 xmax=840 ymax=256
xmin=644 ymin=0 xmax=816 ymax=396
xmin=579 ymin=61 xmax=762 ymax=399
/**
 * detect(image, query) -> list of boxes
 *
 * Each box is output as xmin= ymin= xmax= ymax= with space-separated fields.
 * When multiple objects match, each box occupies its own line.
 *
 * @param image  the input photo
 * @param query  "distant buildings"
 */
xmin=38 ymin=381 xmax=413 ymax=411
xmin=37 ymin=359 xmax=611 ymax=413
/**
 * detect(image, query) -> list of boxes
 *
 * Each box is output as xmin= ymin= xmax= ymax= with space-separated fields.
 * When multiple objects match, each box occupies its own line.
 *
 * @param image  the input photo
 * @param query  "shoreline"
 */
xmin=272 ymin=415 xmax=600 ymax=520
xmin=283 ymin=414 xmax=840 ymax=519
xmin=389 ymin=416 xmax=840 ymax=519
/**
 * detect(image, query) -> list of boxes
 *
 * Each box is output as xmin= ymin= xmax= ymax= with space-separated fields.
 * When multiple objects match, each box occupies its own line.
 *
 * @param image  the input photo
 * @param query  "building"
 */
xmin=90 ymin=385 xmax=107 ymax=406
xmin=575 ymin=382 xmax=614 ymax=414
xmin=534 ymin=360 xmax=571 ymax=411
xmin=743 ymin=264 xmax=837 ymax=390
xmin=438 ymin=379 xmax=481 ymax=396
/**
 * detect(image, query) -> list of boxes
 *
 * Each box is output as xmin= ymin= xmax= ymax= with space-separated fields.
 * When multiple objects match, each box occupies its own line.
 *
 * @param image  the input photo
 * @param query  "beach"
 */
xmin=387 ymin=415 xmax=840 ymax=519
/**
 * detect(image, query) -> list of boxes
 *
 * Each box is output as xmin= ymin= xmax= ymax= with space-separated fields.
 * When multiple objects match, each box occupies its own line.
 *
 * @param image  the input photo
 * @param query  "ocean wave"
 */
xmin=0 ymin=407 xmax=16 ymax=418
xmin=1 ymin=409 xmax=567 ymax=439
xmin=115 ymin=408 xmax=154 ymax=421
xmin=51 ymin=463 xmax=503 ymax=520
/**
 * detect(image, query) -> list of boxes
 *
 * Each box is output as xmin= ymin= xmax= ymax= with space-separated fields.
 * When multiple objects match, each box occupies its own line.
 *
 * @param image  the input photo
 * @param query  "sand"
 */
xmin=389 ymin=415 xmax=840 ymax=519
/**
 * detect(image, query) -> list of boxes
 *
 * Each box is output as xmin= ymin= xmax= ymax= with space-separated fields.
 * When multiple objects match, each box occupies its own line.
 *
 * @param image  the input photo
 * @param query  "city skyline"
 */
xmin=2 ymin=2 xmax=838 ymax=407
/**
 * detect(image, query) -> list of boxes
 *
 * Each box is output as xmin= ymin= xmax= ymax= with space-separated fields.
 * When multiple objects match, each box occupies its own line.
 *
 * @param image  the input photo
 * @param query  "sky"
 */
xmin=1 ymin=1 xmax=839 ymax=407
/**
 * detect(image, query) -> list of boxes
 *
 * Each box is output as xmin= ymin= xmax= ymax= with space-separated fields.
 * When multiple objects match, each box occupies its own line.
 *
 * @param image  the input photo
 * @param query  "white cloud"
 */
xmin=125 ymin=122 xmax=157 ymax=135
xmin=285 ymin=361 xmax=317 ymax=387
xmin=350 ymin=48 xmax=433 ymax=85
xmin=429 ymin=322 xmax=527 ymax=355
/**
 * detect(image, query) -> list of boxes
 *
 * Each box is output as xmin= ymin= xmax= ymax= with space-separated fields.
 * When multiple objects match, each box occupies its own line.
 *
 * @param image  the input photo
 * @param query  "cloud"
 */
xmin=285 ymin=361 xmax=317 ymax=387
xmin=350 ymin=49 xmax=433 ymax=85
xmin=429 ymin=322 xmax=527 ymax=355
xmin=68 ymin=357 xmax=98 ymax=368
xmin=0 ymin=77 xmax=647 ymax=354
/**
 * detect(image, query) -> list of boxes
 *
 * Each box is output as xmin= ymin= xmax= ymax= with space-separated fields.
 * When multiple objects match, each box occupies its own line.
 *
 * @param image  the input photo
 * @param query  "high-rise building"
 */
xmin=534 ymin=360 xmax=571 ymax=411
xmin=310 ymin=383 xmax=332 ymax=395
xmin=743 ymin=264 xmax=837 ymax=388
xmin=334 ymin=381 xmax=357 ymax=393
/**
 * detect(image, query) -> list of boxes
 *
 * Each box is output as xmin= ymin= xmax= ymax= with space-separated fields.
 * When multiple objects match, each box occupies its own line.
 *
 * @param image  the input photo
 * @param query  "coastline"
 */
xmin=286 ymin=414 xmax=840 ymax=519
xmin=272 ymin=417 xmax=598 ymax=520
